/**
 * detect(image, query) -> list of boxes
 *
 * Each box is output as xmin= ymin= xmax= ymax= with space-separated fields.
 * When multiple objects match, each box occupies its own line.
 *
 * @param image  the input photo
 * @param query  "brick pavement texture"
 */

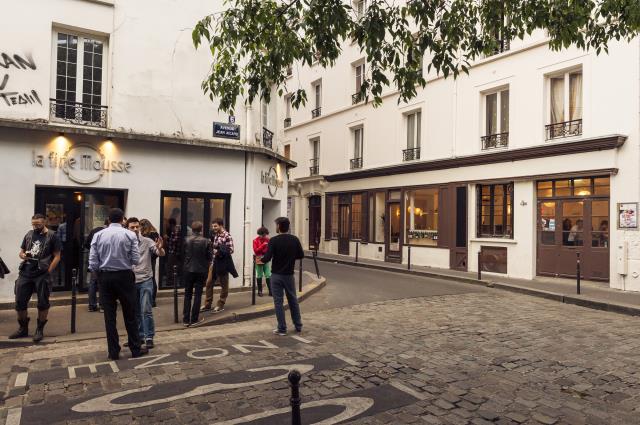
xmin=2 ymin=291 xmax=640 ymax=424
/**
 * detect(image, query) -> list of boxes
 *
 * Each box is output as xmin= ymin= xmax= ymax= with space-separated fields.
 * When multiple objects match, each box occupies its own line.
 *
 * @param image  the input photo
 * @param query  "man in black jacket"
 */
xmin=182 ymin=221 xmax=211 ymax=326
xmin=261 ymin=217 xmax=304 ymax=336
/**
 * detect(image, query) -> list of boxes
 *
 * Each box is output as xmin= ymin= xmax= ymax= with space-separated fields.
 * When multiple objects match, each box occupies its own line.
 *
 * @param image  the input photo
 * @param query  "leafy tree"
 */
xmin=193 ymin=0 xmax=640 ymax=113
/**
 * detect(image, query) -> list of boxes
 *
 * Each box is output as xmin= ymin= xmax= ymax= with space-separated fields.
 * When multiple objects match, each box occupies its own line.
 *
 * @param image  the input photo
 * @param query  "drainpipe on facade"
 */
xmin=242 ymin=103 xmax=252 ymax=286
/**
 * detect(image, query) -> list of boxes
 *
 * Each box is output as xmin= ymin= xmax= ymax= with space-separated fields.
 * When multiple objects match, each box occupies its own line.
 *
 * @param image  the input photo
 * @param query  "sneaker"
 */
xmin=295 ymin=327 xmax=303 ymax=333
xmin=200 ymin=305 xmax=212 ymax=312
xmin=131 ymin=347 xmax=149 ymax=358
xmin=182 ymin=322 xmax=191 ymax=327
xmin=212 ymin=306 xmax=224 ymax=313
xmin=273 ymin=329 xmax=287 ymax=336
xmin=88 ymin=306 xmax=98 ymax=312
xmin=145 ymin=339 xmax=154 ymax=349
xmin=189 ymin=317 xmax=206 ymax=327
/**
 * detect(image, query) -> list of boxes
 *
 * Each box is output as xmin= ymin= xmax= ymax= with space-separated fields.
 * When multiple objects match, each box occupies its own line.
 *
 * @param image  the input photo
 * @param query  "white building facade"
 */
xmin=282 ymin=15 xmax=640 ymax=291
xmin=0 ymin=0 xmax=292 ymax=295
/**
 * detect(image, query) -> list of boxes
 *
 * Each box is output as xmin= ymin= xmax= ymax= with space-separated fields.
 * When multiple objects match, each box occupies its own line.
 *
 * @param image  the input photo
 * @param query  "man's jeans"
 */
xmin=88 ymin=277 xmax=100 ymax=309
xmin=270 ymin=273 xmax=302 ymax=333
xmin=136 ymin=278 xmax=155 ymax=341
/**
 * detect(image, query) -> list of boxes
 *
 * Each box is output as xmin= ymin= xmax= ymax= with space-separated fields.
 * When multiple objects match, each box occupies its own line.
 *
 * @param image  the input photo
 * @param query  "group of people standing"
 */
xmin=9 ymin=209 xmax=305 ymax=358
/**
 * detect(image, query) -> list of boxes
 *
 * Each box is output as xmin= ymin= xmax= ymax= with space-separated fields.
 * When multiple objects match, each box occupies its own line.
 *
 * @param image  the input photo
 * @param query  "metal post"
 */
xmin=312 ymin=250 xmax=320 ymax=278
xmin=288 ymin=369 xmax=302 ymax=425
xmin=576 ymin=252 xmax=581 ymax=295
xmin=477 ymin=251 xmax=482 ymax=281
xmin=173 ymin=265 xmax=179 ymax=324
xmin=407 ymin=245 xmax=411 ymax=270
xmin=251 ymin=255 xmax=257 ymax=306
xmin=355 ymin=241 xmax=359 ymax=263
xmin=71 ymin=268 xmax=77 ymax=334
xmin=298 ymin=258 xmax=303 ymax=293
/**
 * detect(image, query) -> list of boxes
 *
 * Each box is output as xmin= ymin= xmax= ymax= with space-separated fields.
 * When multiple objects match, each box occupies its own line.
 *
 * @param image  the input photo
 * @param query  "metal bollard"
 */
xmin=477 ymin=251 xmax=482 ymax=281
xmin=252 ymin=255 xmax=257 ymax=306
xmin=576 ymin=252 xmax=581 ymax=295
xmin=173 ymin=265 xmax=179 ymax=324
xmin=71 ymin=268 xmax=77 ymax=334
xmin=355 ymin=241 xmax=359 ymax=263
xmin=312 ymin=250 xmax=320 ymax=278
xmin=288 ymin=369 xmax=302 ymax=425
xmin=298 ymin=258 xmax=303 ymax=293
xmin=407 ymin=245 xmax=411 ymax=270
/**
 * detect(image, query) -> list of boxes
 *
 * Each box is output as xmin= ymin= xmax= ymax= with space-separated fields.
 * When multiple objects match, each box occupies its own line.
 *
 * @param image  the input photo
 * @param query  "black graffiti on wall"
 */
xmin=0 ymin=52 xmax=42 ymax=107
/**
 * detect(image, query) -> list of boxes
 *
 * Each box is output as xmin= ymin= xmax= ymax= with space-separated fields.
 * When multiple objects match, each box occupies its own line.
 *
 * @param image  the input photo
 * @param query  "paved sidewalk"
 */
xmin=308 ymin=251 xmax=640 ymax=316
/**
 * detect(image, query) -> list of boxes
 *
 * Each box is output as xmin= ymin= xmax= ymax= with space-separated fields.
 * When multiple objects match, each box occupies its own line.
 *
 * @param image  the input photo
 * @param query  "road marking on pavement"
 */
xmin=5 ymin=408 xmax=21 ymax=425
xmin=129 ymin=354 xmax=179 ymax=369
xmin=291 ymin=335 xmax=312 ymax=344
xmin=187 ymin=348 xmax=229 ymax=359
xmin=231 ymin=340 xmax=278 ymax=354
xmin=389 ymin=380 xmax=428 ymax=400
xmin=68 ymin=361 xmax=119 ymax=379
xmin=332 ymin=353 xmax=359 ymax=366
xmin=14 ymin=372 xmax=28 ymax=387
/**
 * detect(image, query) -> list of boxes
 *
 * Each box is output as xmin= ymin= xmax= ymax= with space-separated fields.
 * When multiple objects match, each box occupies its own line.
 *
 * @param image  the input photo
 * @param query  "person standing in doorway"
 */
xmin=85 ymin=219 xmax=109 ymax=312
xmin=127 ymin=217 xmax=164 ymax=348
xmin=164 ymin=218 xmax=182 ymax=290
xmin=202 ymin=218 xmax=237 ymax=313
xmin=182 ymin=221 xmax=211 ymax=326
xmin=253 ymin=227 xmax=272 ymax=296
xmin=10 ymin=214 xmax=62 ymax=342
xmin=89 ymin=208 xmax=148 ymax=360
xmin=260 ymin=217 xmax=304 ymax=336
xmin=140 ymin=219 xmax=160 ymax=307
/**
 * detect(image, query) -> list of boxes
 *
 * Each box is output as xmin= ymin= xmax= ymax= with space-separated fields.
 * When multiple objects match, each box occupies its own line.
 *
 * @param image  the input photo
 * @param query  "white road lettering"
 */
xmin=212 ymin=397 xmax=375 ymax=424
xmin=389 ymin=380 xmax=428 ymax=400
xmin=5 ymin=408 xmax=22 ymax=425
xmin=71 ymin=363 xmax=315 ymax=413
xmin=331 ymin=353 xmax=359 ymax=367
xmin=187 ymin=347 xmax=229 ymax=359
xmin=14 ymin=372 xmax=28 ymax=387
xmin=231 ymin=340 xmax=278 ymax=354
xmin=68 ymin=361 xmax=119 ymax=379
xmin=129 ymin=354 xmax=179 ymax=369
xmin=291 ymin=335 xmax=312 ymax=344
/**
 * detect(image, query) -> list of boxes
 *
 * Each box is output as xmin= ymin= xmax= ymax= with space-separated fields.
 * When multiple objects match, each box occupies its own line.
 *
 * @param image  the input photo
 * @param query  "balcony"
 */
xmin=49 ymin=99 xmax=107 ymax=128
xmin=350 ymin=157 xmax=363 ymax=170
xmin=309 ymin=158 xmax=319 ymax=176
xmin=262 ymin=127 xmax=274 ymax=149
xmin=481 ymin=132 xmax=509 ymax=150
xmin=402 ymin=147 xmax=420 ymax=161
xmin=546 ymin=119 xmax=582 ymax=140
xmin=352 ymin=92 xmax=364 ymax=105
xmin=311 ymin=107 xmax=322 ymax=119
xmin=284 ymin=117 xmax=292 ymax=128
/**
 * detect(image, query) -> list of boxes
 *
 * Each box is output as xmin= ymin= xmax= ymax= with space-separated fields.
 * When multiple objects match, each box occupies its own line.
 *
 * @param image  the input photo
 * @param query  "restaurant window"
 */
xmin=405 ymin=188 xmax=439 ymax=246
xmin=537 ymin=176 xmax=610 ymax=198
xmin=351 ymin=194 xmax=363 ymax=239
xmin=369 ymin=191 xmax=385 ymax=243
xmin=330 ymin=195 xmax=338 ymax=239
xmin=477 ymin=183 xmax=514 ymax=238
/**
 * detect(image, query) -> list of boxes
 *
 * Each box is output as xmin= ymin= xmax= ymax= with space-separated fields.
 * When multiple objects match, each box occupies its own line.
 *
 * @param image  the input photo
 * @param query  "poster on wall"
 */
xmin=618 ymin=202 xmax=638 ymax=229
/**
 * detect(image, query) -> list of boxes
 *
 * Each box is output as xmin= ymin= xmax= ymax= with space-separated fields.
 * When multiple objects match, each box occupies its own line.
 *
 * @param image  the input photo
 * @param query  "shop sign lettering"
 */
xmin=32 ymin=143 xmax=132 ymax=184
xmin=261 ymin=166 xmax=284 ymax=197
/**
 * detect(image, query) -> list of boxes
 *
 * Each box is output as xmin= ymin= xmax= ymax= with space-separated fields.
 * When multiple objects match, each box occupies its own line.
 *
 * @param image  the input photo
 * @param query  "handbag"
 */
xmin=0 ymin=256 xmax=10 ymax=279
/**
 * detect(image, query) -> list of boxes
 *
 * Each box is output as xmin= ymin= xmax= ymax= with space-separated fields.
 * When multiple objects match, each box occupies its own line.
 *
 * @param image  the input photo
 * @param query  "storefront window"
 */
xmin=369 ymin=191 xmax=385 ymax=243
xmin=537 ymin=176 xmax=610 ymax=198
xmin=330 ymin=195 xmax=338 ymax=239
xmin=477 ymin=183 xmax=513 ymax=238
xmin=591 ymin=200 xmax=609 ymax=247
xmin=405 ymin=188 xmax=439 ymax=246
xmin=351 ymin=194 xmax=362 ymax=239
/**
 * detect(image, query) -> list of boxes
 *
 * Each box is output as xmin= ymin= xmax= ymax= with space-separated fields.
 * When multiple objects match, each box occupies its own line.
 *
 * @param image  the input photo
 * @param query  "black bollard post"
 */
xmin=576 ymin=251 xmax=581 ymax=295
xmin=173 ymin=265 xmax=179 ymax=324
xmin=407 ymin=245 xmax=411 ymax=270
xmin=477 ymin=251 xmax=482 ymax=281
xmin=71 ymin=268 xmax=77 ymax=334
xmin=312 ymin=250 xmax=320 ymax=278
xmin=355 ymin=241 xmax=359 ymax=263
xmin=288 ymin=369 xmax=302 ymax=425
xmin=298 ymin=258 xmax=303 ymax=293
xmin=252 ymin=255 xmax=257 ymax=306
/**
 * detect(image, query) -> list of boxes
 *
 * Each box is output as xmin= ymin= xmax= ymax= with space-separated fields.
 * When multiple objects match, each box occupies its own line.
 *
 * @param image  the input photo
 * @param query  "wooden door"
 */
xmin=338 ymin=204 xmax=350 ymax=255
xmin=308 ymin=195 xmax=322 ymax=250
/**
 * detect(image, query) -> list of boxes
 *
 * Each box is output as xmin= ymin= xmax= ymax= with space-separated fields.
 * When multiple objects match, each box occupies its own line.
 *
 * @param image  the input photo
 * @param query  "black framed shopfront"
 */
xmin=159 ymin=190 xmax=231 ymax=289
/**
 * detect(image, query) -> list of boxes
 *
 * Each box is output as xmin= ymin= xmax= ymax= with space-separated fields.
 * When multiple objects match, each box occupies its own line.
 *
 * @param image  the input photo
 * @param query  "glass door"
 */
xmin=386 ymin=202 xmax=402 ymax=261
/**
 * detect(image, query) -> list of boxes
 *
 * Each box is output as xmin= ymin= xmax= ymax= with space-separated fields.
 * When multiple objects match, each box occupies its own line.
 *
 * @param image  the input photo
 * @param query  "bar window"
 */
xmin=405 ymin=188 xmax=439 ymax=246
xmin=477 ymin=183 xmax=514 ymax=238
xmin=330 ymin=195 xmax=338 ymax=239
xmin=369 ymin=191 xmax=385 ymax=243
xmin=351 ymin=194 xmax=362 ymax=239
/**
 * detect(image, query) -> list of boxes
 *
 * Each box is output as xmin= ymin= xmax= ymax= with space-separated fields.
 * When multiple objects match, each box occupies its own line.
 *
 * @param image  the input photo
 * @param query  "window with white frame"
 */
xmin=354 ymin=0 xmax=366 ymax=19
xmin=351 ymin=127 xmax=363 ymax=169
xmin=52 ymin=30 xmax=107 ymax=126
xmin=482 ymin=88 xmax=509 ymax=149
xmin=547 ymin=68 xmax=582 ymax=139
xmin=284 ymin=95 xmax=292 ymax=127
xmin=261 ymin=99 xmax=269 ymax=129
xmin=352 ymin=62 xmax=365 ymax=105
xmin=312 ymin=82 xmax=322 ymax=118
xmin=404 ymin=110 xmax=422 ymax=161
xmin=310 ymin=138 xmax=320 ymax=175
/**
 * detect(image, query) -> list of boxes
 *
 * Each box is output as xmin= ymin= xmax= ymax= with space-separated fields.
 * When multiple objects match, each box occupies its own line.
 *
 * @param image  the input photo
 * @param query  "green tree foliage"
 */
xmin=193 ymin=0 xmax=640 ymax=113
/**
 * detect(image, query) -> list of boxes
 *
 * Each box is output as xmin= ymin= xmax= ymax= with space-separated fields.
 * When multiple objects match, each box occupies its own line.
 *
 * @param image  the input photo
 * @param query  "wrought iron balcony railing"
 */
xmin=481 ymin=132 xmax=509 ymax=150
xmin=311 ymin=107 xmax=322 ymax=118
xmin=350 ymin=157 xmax=363 ymax=169
xmin=402 ymin=147 xmax=421 ymax=161
xmin=352 ymin=92 xmax=364 ymax=105
xmin=284 ymin=117 xmax=292 ymax=128
xmin=49 ymin=98 xmax=108 ymax=127
xmin=546 ymin=119 xmax=582 ymax=140
xmin=262 ymin=127 xmax=274 ymax=149
xmin=309 ymin=158 xmax=319 ymax=176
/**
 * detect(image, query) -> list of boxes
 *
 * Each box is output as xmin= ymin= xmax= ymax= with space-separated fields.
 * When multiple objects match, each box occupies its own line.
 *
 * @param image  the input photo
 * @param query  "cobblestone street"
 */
xmin=2 ymin=277 xmax=640 ymax=424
